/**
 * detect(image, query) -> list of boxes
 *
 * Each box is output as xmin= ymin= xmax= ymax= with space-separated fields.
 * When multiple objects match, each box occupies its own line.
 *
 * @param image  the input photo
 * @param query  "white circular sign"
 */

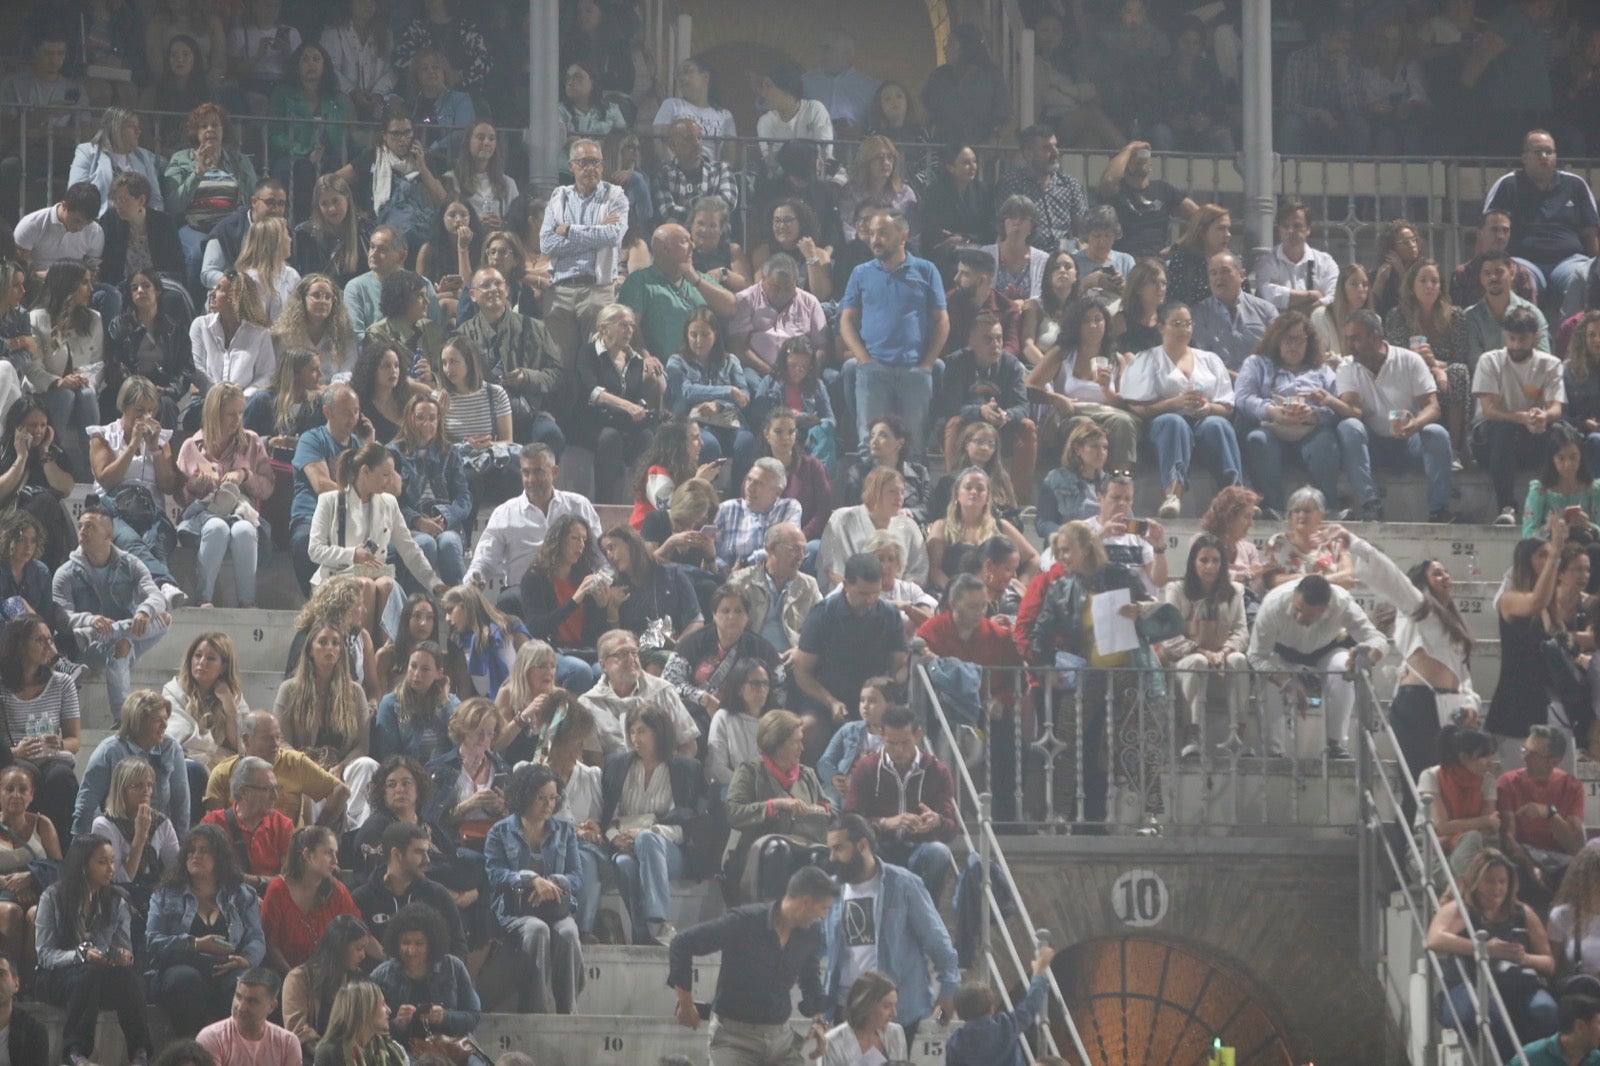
xmin=1111 ymin=869 xmax=1169 ymax=927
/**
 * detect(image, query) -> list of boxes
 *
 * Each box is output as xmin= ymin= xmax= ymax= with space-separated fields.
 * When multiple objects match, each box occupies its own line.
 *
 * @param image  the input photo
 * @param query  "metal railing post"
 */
xmin=1473 ymin=929 xmax=1493 ymax=1064
xmin=978 ymin=791 xmax=993 ymax=966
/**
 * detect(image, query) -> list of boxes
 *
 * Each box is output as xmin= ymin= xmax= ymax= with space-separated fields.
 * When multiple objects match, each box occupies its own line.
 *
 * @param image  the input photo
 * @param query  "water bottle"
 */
xmin=1468 ymin=549 xmax=1482 ymax=579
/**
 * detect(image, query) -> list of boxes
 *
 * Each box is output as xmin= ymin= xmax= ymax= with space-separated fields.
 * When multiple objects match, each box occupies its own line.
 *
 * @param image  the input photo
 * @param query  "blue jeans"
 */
xmin=576 ymin=840 xmax=608 ymax=933
xmin=612 ymin=828 xmax=684 ymax=942
xmin=881 ymin=840 xmax=955 ymax=903
xmin=111 ymin=516 xmax=177 ymax=588
xmin=83 ymin=614 xmax=170 ymax=723
xmin=290 ymin=518 xmax=315 ymax=595
xmin=853 ymin=359 xmax=936 ymax=455
xmin=1336 ymin=418 xmax=1452 ymax=514
xmin=44 ymin=384 xmax=99 ymax=451
xmin=1148 ymin=412 xmax=1243 ymax=491
xmin=1581 ymin=430 xmax=1600 ymax=477
xmin=698 ymin=425 xmax=757 ymax=486
xmin=556 ymin=654 xmax=600 ymax=694
xmin=526 ymin=413 xmax=566 ymax=461
xmin=1512 ymin=253 xmax=1591 ymax=302
xmin=1439 ymin=981 xmax=1558 ymax=1060
xmin=411 ymin=530 xmax=467 ymax=586
xmin=178 ymin=225 xmax=206 ymax=295
xmin=1238 ymin=414 xmax=1342 ymax=514
xmin=194 ymin=516 xmax=263 ymax=605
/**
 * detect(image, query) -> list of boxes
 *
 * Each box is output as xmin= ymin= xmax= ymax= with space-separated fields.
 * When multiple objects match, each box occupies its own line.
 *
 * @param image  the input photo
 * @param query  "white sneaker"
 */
xmin=1159 ymin=494 xmax=1181 ymax=518
xmin=1493 ymin=507 xmax=1517 ymax=527
xmin=1180 ymin=742 xmax=1201 ymax=760
xmin=161 ymin=583 xmax=188 ymax=610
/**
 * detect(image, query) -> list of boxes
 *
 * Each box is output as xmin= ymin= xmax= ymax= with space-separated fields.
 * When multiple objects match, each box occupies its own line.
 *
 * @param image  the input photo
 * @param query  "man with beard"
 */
xmin=1471 ymin=305 xmax=1566 ymax=525
xmin=1466 ymin=249 xmax=1551 ymax=366
xmin=942 ymin=247 xmax=1019 ymax=356
xmin=1096 ymin=140 xmax=1199 ymax=259
xmin=821 ymin=814 xmax=960 ymax=1040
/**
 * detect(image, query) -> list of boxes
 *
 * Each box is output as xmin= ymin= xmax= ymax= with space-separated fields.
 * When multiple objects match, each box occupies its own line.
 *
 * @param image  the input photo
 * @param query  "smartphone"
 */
xmin=699 ymin=524 xmax=718 ymax=539
xmin=1565 ymin=505 xmax=1586 ymax=522
xmin=1129 ymin=518 xmax=1150 ymax=536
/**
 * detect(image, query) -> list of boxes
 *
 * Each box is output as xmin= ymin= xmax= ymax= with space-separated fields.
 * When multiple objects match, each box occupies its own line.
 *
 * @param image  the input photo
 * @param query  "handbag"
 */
xmin=111 ymin=484 xmax=161 ymax=534
xmin=1541 ymin=635 xmax=1590 ymax=711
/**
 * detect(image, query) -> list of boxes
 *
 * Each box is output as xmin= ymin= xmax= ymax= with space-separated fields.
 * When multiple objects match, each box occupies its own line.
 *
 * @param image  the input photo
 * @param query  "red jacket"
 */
xmin=917 ymin=611 xmax=1022 ymax=703
xmin=844 ymin=749 xmax=957 ymax=847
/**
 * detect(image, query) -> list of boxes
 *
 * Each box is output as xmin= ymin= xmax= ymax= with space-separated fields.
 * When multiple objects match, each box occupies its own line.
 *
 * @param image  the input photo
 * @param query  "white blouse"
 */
xmin=817 ymin=507 xmax=929 ymax=590
xmin=189 ymin=315 xmax=275 ymax=398
xmin=1350 ymin=535 xmax=1475 ymax=699
xmin=244 ymin=264 xmax=301 ymax=324
xmin=1045 ymin=348 xmax=1117 ymax=404
xmin=89 ymin=418 xmax=172 ymax=497
xmin=318 ymin=24 xmax=399 ymax=98
xmin=1119 ymin=344 xmax=1236 ymax=406
xmin=28 ymin=307 xmax=105 ymax=383
xmin=608 ymin=760 xmax=682 ymax=844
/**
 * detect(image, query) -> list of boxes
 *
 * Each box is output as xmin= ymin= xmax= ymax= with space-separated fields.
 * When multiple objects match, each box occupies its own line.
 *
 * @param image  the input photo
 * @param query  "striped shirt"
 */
xmin=443 ymin=383 xmax=510 ymax=442
xmin=0 ymin=672 xmax=80 ymax=747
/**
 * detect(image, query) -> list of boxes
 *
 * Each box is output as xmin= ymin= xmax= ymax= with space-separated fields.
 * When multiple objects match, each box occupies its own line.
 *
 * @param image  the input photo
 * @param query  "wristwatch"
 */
xmin=1548 ymin=804 xmax=1559 ymax=819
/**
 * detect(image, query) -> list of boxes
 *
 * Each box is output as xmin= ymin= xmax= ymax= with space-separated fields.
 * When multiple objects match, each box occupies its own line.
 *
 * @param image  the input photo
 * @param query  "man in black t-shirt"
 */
xmin=1096 ymin=141 xmax=1199 ymax=259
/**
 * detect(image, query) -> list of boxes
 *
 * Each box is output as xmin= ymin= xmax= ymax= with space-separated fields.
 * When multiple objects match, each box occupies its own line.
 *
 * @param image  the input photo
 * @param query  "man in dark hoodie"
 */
xmin=843 ymin=704 xmax=958 ymax=902
xmin=352 ymin=822 xmax=468 ymax=958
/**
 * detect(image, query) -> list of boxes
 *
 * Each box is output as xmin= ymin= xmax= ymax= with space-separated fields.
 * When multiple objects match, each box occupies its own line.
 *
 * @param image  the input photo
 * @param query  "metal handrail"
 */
xmin=1353 ymin=666 xmax=1533 ymax=1066
xmin=911 ymin=660 xmax=1094 ymax=1065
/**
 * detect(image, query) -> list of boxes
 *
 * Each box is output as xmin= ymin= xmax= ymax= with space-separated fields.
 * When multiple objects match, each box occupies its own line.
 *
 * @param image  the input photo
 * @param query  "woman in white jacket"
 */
xmin=1161 ymin=533 xmax=1249 ymax=759
xmin=69 ymin=108 xmax=165 ymax=218
xmin=27 ymin=263 xmax=105 ymax=452
xmin=309 ymin=441 xmax=445 ymax=641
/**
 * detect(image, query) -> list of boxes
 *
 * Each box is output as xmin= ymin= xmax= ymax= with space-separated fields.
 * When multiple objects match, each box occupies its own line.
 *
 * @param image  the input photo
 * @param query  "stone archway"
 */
xmin=1051 ymin=936 xmax=1301 ymax=1066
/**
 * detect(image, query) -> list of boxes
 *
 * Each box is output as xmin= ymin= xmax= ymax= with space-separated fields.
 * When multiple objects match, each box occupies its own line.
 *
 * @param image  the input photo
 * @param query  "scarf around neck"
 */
xmin=763 ymin=753 xmax=800 ymax=790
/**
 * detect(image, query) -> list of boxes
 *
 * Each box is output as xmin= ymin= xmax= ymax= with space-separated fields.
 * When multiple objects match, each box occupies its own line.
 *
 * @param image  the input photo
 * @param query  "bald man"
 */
xmin=617 ymin=222 xmax=738 ymax=360
xmin=1192 ymin=251 xmax=1279 ymax=373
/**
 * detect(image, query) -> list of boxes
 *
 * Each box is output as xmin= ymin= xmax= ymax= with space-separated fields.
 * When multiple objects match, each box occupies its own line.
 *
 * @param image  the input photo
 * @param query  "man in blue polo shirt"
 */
xmin=1483 ymin=129 xmax=1600 ymax=306
xmin=840 ymin=207 xmax=950 ymax=455
xmin=289 ymin=382 xmax=373 ymax=593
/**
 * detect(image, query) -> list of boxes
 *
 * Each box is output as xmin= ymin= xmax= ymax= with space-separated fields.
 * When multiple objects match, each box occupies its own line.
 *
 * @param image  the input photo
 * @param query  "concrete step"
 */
xmin=132 ymin=607 xmax=301 ymax=679
xmin=1348 ymin=581 xmax=1500 ymax=643
xmin=580 ymin=945 xmax=718 ymax=1017
xmin=128 ymin=667 xmax=286 ymax=719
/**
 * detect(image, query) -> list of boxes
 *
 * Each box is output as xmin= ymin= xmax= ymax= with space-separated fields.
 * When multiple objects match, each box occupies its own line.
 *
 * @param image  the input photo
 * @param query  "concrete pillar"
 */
xmin=530 ymin=0 xmax=561 ymax=191
xmin=1240 ymin=0 xmax=1276 ymax=267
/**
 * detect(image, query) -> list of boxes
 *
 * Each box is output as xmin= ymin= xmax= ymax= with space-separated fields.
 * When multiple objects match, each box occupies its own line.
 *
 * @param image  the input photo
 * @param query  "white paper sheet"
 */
xmin=1090 ymin=588 xmax=1140 ymax=655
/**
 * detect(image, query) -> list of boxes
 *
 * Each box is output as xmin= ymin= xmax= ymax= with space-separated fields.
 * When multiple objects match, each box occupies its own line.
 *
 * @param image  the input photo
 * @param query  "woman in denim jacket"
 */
xmin=483 ymin=763 xmax=585 ymax=1013
xmin=145 ymin=823 xmax=266 ymax=1036
xmin=370 ymin=902 xmax=482 ymax=1042
xmin=36 ymin=835 xmax=155 ymax=1065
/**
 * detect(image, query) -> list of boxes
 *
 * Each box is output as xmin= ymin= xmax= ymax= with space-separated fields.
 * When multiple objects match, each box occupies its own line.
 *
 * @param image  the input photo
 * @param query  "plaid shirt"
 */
xmin=715 ymin=496 xmax=803 ymax=570
xmin=996 ymin=166 xmax=1088 ymax=251
xmin=653 ymin=157 xmax=742 ymax=226
xmin=1279 ymin=43 xmax=1367 ymax=119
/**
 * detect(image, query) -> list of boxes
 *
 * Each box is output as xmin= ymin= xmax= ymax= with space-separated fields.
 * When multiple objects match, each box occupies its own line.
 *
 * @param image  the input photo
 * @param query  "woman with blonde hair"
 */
xmin=1164 ymin=204 xmax=1232 ymax=306
xmin=308 ymin=442 xmax=446 ymax=639
xmin=176 ymin=382 xmax=274 ymax=607
xmin=838 ymin=136 xmax=919 ymax=246
xmin=313 ymin=979 xmax=406 ymax=1066
xmin=493 ymin=641 xmax=582 ymax=762
xmin=235 ymin=217 xmax=302 ymax=323
xmin=292 ymin=174 xmax=372 ymax=287
xmin=818 ymin=466 xmax=929 ymax=590
xmin=926 ymin=467 xmax=1037 ymax=591
xmin=292 ymin=574 xmax=381 ymax=701
xmin=1310 ymin=263 xmax=1371 ymax=361
xmin=90 ymin=756 xmax=179 ymax=940
xmin=1548 ymin=846 xmax=1600 ymax=976
xmin=277 ymin=617 xmax=378 ymax=828
xmin=189 ymin=271 xmax=275 ymax=428
xmin=69 ymin=107 xmax=165 ymax=216
xmin=74 ymin=689 xmax=190 ymax=836
xmin=162 ymin=631 xmax=248 ymax=822
xmin=642 ymin=477 xmax=720 ymax=572
xmin=272 ymin=272 xmax=359 ymax=383
xmin=425 ymin=696 xmax=507 ymax=850
xmin=1038 ymin=420 xmax=1112 ymax=537
xmin=247 ymin=347 xmax=327 ymax=463
xmin=440 ymin=584 xmax=529 ymax=700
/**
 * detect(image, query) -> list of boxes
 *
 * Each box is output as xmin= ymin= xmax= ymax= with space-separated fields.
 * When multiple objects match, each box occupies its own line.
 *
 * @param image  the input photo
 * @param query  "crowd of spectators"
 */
xmin=9 ymin=1 xmax=1600 ymax=1064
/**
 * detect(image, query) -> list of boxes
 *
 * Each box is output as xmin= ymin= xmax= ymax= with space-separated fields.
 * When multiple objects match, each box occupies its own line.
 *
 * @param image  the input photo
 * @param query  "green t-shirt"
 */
xmin=1520 ymin=1033 xmax=1600 ymax=1066
xmin=618 ymin=265 xmax=711 ymax=362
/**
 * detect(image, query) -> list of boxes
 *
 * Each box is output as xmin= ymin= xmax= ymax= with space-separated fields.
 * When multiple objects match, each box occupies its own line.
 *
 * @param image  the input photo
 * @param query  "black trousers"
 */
xmin=1389 ymin=684 xmax=1441 ymax=827
xmin=151 ymin=963 xmax=237 ymax=1036
xmin=1471 ymin=421 xmax=1546 ymax=512
xmin=38 ymin=962 xmax=153 ymax=1061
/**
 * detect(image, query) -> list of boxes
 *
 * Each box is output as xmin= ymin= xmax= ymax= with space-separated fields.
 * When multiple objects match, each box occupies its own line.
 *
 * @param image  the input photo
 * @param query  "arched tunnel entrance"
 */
xmin=1050 ymin=936 xmax=1302 ymax=1066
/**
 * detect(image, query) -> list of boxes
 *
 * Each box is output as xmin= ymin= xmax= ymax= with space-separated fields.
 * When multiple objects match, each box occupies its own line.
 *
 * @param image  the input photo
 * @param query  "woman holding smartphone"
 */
xmin=1523 ymin=425 xmax=1600 ymax=592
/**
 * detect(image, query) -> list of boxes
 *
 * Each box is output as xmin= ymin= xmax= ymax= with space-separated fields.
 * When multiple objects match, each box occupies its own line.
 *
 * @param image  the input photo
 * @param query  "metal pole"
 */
xmin=1018 ymin=30 xmax=1035 ymax=131
xmin=979 ymin=792 xmax=993 ymax=966
xmin=529 ymin=0 xmax=561 ymax=192
xmin=1356 ymin=680 xmax=1375 ymax=969
xmin=676 ymin=13 xmax=692 ymax=71
xmin=1473 ymin=929 xmax=1492 ymax=1065
xmin=1240 ymin=0 xmax=1276 ymax=266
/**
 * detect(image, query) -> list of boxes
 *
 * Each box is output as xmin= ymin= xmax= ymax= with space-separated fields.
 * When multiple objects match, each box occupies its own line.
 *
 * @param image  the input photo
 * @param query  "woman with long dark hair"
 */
xmin=1488 ymin=525 xmax=1566 ymax=749
xmin=1523 ymin=424 xmax=1600 ymax=585
xmin=146 ymin=823 xmax=265 ymax=1035
xmin=668 ymin=308 xmax=757 ymax=484
xmin=600 ymin=524 xmax=705 ymax=647
xmin=105 ymin=269 xmax=196 ymax=430
xmin=372 ymin=641 xmax=460 ymax=765
xmin=263 ymin=825 xmax=366 ymax=973
xmin=750 ymin=199 xmax=834 ymax=301
xmin=1026 ymin=292 xmax=1139 ymax=474
xmin=35 ymin=835 xmax=154 ymax=1064
xmin=0 ymin=615 xmax=82 ymax=834
xmin=1163 ymin=204 xmax=1231 ymax=307
xmin=1161 ymin=534 xmax=1247 ymax=760
xmin=27 ymin=262 xmax=104 ymax=448
xmin=0 ymin=398 xmax=76 ymax=568
xmin=629 ymin=416 xmax=721 ymax=531
xmin=319 ymin=0 xmax=397 ymax=124
xmin=756 ymin=405 xmax=833 ymax=542
xmin=445 ymin=121 xmax=518 ymax=229
xmin=140 ymin=35 xmax=216 ymax=131
xmin=839 ymin=413 xmax=931 ymax=521
xmin=1112 ymin=257 xmax=1164 ymax=355
xmin=518 ymin=516 xmax=611 ymax=684
xmin=603 ymin=708 xmax=702 ymax=944
xmin=1385 ymin=257 xmax=1469 ymax=452
xmin=267 ymin=41 xmax=352 ymax=219
xmin=440 ymin=585 xmax=529 ymax=700
xmin=663 ymin=585 xmax=782 ymax=725
xmin=558 ymin=57 xmax=627 ymax=139
xmin=416 ymin=199 xmax=485 ymax=321
xmin=350 ymin=340 xmax=430 ymax=445
xmin=247 ymin=347 xmax=326 ymax=462
xmin=921 ymin=23 xmax=1009 ymax=144
xmin=705 ymin=658 xmax=773 ymax=794
xmin=387 ymin=392 xmax=471 ymax=587
xmin=284 ymin=913 xmax=372 ymax=1058
xmin=371 ymin=593 xmax=468 ymax=697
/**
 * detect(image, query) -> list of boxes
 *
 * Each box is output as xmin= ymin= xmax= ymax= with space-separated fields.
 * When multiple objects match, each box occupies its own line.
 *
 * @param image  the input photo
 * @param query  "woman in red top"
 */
xmin=517 ymin=513 xmax=613 ymax=657
xmin=628 ymin=417 xmax=723 ymax=530
xmin=261 ymin=825 xmax=368 ymax=973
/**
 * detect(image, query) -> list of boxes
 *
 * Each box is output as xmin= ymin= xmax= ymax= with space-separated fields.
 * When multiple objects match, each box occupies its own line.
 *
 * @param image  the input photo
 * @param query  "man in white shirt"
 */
xmin=470 ymin=444 xmax=602 ymax=612
xmin=196 ymin=968 xmax=302 ymax=1066
xmin=802 ymin=31 xmax=879 ymax=133
xmin=12 ymin=183 xmax=104 ymax=275
xmin=1331 ymin=310 xmax=1456 ymax=522
xmin=1253 ymin=200 xmax=1340 ymax=312
xmin=581 ymin=630 xmax=700 ymax=759
xmin=1471 ymin=305 xmax=1566 ymax=525
xmin=1083 ymin=474 xmax=1166 ymax=596
xmin=1247 ymin=573 xmax=1386 ymax=759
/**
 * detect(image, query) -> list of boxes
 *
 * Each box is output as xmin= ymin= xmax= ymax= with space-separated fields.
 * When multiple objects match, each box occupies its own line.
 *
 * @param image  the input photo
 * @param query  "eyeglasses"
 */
xmin=385 ymin=128 xmax=414 ymax=139
xmin=602 ymin=647 xmax=641 ymax=662
xmin=745 ymin=678 xmax=772 ymax=688
xmin=571 ymin=157 xmax=604 ymax=168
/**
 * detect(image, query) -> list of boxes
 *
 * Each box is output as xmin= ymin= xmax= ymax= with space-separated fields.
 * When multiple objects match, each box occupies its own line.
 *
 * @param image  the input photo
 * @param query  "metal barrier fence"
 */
xmin=913 ymin=663 xmax=1364 ymax=833
xmin=8 ymin=97 xmax=1594 ymax=281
